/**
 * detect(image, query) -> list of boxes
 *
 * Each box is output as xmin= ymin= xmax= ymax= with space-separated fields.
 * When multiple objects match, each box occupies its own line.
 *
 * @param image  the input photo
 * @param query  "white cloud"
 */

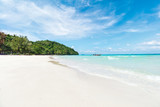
xmin=126 ymin=43 xmax=130 ymax=46
xmin=105 ymin=20 xmax=117 ymax=27
xmin=0 ymin=0 xmax=13 ymax=4
xmin=71 ymin=46 xmax=74 ymax=49
xmin=108 ymin=47 xmax=112 ymax=50
xmin=157 ymin=5 xmax=160 ymax=18
xmin=158 ymin=12 xmax=160 ymax=18
xmin=142 ymin=40 xmax=160 ymax=45
xmin=149 ymin=46 xmax=160 ymax=49
xmin=156 ymin=33 xmax=160 ymax=36
xmin=124 ymin=29 xmax=139 ymax=32
xmin=82 ymin=50 xmax=96 ymax=53
xmin=137 ymin=40 xmax=160 ymax=51
xmin=137 ymin=45 xmax=160 ymax=50
xmin=126 ymin=21 xmax=133 ymax=24
xmin=98 ymin=16 xmax=111 ymax=20
xmin=0 ymin=0 xmax=123 ymax=40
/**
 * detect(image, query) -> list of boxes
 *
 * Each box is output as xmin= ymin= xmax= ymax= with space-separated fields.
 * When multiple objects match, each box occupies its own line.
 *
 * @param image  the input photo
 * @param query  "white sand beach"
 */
xmin=0 ymin=56 xmax=160 ymax=107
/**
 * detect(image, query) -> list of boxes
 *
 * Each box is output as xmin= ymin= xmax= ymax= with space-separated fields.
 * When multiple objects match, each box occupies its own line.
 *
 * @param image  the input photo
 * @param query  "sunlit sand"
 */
xmin=0 ymin=56 xmax=160 ymax=107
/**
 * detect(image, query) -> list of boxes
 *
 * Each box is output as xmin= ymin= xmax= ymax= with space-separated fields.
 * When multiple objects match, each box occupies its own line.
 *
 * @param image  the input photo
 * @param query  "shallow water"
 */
xmin=53 ymin=54 xmax=160 ymax=90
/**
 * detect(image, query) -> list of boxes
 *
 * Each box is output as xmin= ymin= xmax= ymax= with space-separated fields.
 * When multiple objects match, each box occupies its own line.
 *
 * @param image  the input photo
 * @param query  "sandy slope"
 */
xmin=0 ymin=56 xmax=160 ymax=107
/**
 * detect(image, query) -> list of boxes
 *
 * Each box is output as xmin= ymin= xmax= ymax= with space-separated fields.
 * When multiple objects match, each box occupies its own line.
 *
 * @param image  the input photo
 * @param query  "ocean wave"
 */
xmin=107 ymin=56 xmax=119 ymax=60
xmin=83 ymin=58 xmax=88 ymax=61
xmin=147 ymin=75 xmax=160 ymax=82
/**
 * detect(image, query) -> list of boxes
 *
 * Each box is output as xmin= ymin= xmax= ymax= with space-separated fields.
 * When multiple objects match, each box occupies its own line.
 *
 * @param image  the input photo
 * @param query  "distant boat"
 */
xmin=93 ymin=54 xmax=101 ymax=56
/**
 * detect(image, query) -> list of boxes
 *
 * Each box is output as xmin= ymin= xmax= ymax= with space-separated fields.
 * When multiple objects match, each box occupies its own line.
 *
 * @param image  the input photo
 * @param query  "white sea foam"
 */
xmin=107 ymin=56 xmax=119 ymax=60
xmin=83 ymin=58 xmax=88 ymax=61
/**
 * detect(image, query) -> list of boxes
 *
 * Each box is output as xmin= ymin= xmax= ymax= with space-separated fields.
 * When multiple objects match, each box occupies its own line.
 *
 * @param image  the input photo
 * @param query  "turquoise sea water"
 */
xmin=53 ymin=54 xmax=160 ymax=89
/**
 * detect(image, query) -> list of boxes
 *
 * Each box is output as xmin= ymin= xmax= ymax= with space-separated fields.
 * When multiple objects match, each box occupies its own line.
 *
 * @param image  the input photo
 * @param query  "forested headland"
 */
xmin=0 ymin=32 xmax=79 ymax=55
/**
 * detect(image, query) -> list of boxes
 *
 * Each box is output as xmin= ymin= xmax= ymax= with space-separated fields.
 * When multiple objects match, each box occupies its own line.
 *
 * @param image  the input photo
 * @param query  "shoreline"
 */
xmin=0 ymin=56 xmax=160 ymax=107
xmin=53 ymin=55 xmax=160 ymax=90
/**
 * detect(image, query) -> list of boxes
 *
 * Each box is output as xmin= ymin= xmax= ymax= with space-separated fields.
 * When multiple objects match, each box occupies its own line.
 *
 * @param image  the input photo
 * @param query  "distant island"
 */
xmin=0 ymin=32 xmax=78 ymax=55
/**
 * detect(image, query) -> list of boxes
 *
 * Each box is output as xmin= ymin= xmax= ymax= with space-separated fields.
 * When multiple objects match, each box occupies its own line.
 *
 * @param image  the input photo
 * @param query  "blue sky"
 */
xmin=0 ymin=0 xmax=160 ymax=54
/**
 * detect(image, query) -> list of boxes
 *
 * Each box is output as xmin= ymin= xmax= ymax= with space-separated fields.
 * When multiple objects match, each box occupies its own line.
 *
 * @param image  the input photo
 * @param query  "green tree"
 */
xmin=0 ymin=32 xmax=6 ymax=54
xmin=10 ymin=36 xmax=31 ymax=54
xmin=0 ymin=32 xmax=79 ymax=55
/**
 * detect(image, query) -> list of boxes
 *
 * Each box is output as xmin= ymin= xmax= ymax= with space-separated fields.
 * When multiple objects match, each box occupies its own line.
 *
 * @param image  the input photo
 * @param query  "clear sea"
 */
xmin=53 ymin=54 xmax=160 ymax=90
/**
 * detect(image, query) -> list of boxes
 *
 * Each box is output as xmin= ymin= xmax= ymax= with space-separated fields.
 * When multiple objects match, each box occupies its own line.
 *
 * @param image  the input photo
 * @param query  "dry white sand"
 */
xmin=0 ymin=56 xmax=160 ymax=107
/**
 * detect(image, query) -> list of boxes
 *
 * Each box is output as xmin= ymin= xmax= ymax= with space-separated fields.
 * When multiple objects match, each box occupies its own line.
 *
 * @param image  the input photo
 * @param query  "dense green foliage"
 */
xmin=0 ymin=33 xmax=78 ymax=55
